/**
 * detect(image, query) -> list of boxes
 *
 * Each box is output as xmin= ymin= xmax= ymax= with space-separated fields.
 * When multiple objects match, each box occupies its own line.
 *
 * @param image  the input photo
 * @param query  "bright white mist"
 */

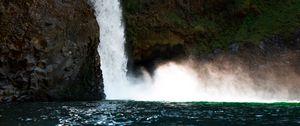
xmin=93 ymin=0 xmax=299 ymax=102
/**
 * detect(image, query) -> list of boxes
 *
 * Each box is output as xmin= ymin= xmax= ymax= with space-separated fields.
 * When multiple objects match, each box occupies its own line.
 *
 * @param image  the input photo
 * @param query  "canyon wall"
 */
xmin=0 ymin=0 xmax=104 ymax=103
xmin=121 ymin=0 xmax=300 ymax=73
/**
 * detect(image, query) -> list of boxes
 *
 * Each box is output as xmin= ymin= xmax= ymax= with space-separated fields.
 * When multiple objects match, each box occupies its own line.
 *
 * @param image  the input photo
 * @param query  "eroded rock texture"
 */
xmin=121 ymin=0 xmax=300 ymax=74
xmin=0 ymin=0 xmax=104 ymax=103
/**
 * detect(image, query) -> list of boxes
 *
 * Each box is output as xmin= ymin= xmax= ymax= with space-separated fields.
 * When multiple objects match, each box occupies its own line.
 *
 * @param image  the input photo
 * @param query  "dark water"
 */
xmin=0 ymin=101 xmax=300 ymax=126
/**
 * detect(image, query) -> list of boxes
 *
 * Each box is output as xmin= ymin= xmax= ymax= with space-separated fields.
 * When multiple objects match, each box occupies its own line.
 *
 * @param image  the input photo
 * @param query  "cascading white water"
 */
xmin=93 ymin=0 xmax=300 ymax=102
xmin=94 ymin=0 xmax=129 ymax=99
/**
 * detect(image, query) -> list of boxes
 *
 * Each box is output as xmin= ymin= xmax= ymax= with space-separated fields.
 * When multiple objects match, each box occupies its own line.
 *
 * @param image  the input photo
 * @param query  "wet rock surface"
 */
xmin=121 ymin=0 xmax=300 ymax=79
xmin=122 ymin=0 xmax=300 ymax=75
xmin=0 ymin=0 xmax=104 ymax=103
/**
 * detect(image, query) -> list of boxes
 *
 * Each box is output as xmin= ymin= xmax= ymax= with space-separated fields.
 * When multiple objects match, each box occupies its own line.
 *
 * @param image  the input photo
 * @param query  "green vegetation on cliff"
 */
xmin=121 ymin=0 xmax=300 ymax=64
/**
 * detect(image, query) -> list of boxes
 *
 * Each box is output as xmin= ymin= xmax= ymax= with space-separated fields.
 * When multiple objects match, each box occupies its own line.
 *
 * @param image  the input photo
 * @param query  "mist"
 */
xmin=110 ymin=55 xmax=300 ymax=102
xmin=94 ymin=0 xmax=300 ymax=102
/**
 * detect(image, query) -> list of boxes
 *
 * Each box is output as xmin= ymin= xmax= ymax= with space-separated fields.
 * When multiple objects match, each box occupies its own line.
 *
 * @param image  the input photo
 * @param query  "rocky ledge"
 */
xmin=0 ymin=0 xmax=104 ymax=103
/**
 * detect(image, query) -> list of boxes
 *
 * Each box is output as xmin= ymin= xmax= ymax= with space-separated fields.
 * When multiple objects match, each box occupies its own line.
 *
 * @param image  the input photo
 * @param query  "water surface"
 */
xmin=0 ymin=100 xmax=299 ymax=125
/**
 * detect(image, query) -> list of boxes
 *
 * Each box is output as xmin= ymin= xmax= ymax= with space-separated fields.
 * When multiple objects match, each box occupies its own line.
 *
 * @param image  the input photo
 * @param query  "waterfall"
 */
xmin=94 ymin=0 xmax=129 ymax=99
xmin=93 ymin=0 xmax=300 ymax=102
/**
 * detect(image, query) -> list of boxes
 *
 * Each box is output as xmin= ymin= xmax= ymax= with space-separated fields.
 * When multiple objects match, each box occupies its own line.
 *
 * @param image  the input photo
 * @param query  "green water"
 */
xmin=0 ymin=101 xmax=299 ymax=126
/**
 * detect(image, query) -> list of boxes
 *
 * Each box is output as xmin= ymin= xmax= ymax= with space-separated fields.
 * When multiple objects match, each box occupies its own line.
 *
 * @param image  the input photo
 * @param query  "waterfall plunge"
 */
xmin=93 ymin=0 xmax=201 ymax=101
xmin=93 ymin=0 xmax=300 ymax=102
xmin=94 ymin=0 xmax=129 ymax=99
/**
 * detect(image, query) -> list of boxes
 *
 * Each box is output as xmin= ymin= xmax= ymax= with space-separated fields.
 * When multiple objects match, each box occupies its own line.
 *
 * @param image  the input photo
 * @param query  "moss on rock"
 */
xmin=121 ymin=0 xmax=300 ymax=68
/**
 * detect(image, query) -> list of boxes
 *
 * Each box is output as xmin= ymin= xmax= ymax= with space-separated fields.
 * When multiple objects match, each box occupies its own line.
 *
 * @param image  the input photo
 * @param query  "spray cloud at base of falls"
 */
xmin=93 ymin=0 xmax=300 ymax=102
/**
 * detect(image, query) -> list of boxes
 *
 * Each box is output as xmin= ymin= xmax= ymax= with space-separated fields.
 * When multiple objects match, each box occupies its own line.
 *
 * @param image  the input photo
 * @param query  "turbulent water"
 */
xmin=0 ymin=101 xmax=300 ymax=126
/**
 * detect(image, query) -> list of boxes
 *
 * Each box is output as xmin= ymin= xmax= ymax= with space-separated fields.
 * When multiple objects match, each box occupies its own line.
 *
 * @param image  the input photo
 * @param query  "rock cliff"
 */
xmin=121 ymin=0 xmax=300 ymax=74
xmin=0 ymin=0 xmax=104 ymax=103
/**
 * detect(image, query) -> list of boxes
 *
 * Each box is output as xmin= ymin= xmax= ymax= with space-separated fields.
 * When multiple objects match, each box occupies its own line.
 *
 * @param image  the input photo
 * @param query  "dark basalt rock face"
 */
xmin=121 ymin=0 xmax=300 ymax=75
xmin=0 ymin=0 xmax=104 ymax=103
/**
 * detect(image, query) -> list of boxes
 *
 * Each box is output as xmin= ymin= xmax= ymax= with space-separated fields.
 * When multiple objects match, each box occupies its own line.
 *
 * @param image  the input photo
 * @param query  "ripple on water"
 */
xmin=0 ymin=101 xmax=300 ymax=125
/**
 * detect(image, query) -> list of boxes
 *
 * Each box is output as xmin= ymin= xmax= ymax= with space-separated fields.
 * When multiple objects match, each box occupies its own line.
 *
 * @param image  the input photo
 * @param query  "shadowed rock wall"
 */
xmin=0 ymin=0 xmax=104 ymax=103
xmin=121 ymin=0 xmax=300 ymax=75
